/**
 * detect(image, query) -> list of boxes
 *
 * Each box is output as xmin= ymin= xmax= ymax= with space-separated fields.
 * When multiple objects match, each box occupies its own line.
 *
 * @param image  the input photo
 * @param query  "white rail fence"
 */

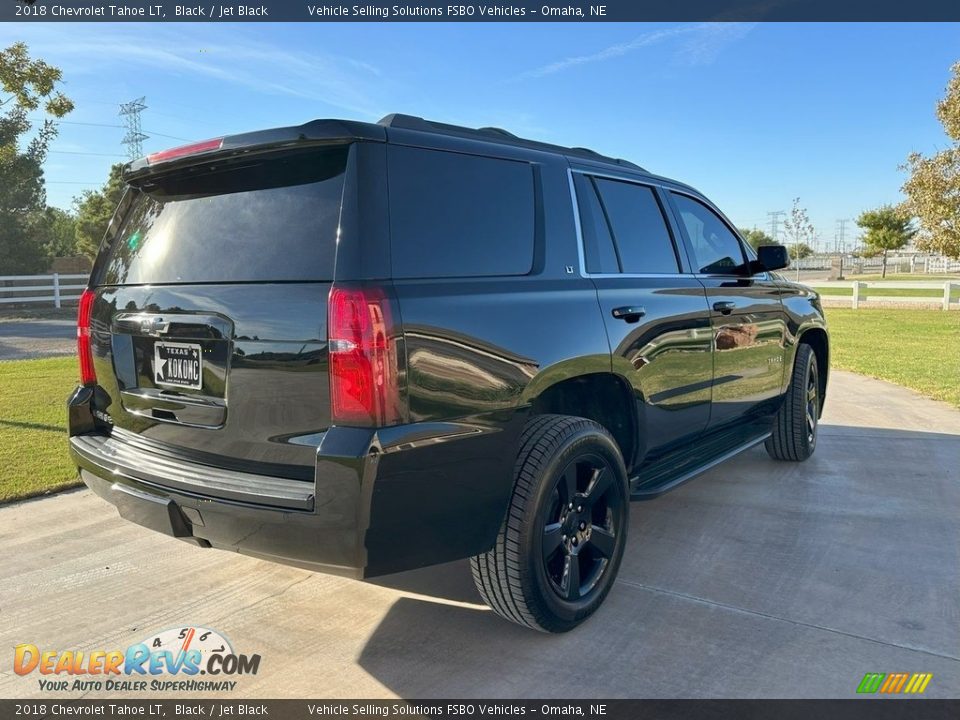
xmin=816 ymin=281 xmax=959 ymax=310
xmin=0 ymin=274 xmax=89 ymax=308
xmin=791 ymin=255 xmax=960 ymax=274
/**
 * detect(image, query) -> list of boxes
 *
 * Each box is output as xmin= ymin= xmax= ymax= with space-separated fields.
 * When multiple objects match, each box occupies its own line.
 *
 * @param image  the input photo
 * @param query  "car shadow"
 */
xmin=366 ymin=558 xmax=481 ymax=605
xmin=355 ymin=424 xmax=960 ymax=698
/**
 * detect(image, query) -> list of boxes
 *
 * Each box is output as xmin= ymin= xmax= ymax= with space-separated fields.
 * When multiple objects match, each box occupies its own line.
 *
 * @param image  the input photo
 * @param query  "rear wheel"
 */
xmin=766 ymin=343 xmax=819 ymax=461
xmin=471 ymin=415 xmax=629 ymax=632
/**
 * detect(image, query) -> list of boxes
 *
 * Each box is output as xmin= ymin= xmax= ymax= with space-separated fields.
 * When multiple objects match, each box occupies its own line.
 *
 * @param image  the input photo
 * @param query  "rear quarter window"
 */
xmin=97 ymin=147 xmax=348 ymax=285
xmin=387 ymin=146 xmax=535 ymax=279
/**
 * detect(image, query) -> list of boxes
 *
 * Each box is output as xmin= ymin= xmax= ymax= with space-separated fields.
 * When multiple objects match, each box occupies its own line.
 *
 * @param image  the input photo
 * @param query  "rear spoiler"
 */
xmin=123 ymin=118 xmax=386 ymax=182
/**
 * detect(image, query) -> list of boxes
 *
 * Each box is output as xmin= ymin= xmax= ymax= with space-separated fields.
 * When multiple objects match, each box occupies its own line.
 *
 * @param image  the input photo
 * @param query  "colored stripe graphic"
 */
xmin=910 ymin=673 xmax=933 ymax=694
xmin=880 ymin=673 xmax=906 ymax=693
xmin=857 ymin=673 xmax=885 ymax=693
xmin=858 ymin=672 xmax=932 ymax=694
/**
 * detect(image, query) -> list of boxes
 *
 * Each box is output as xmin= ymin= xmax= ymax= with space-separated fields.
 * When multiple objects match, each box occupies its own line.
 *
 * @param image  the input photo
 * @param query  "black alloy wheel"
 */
xmin=540 ymin=454 xmax=622 ymax=603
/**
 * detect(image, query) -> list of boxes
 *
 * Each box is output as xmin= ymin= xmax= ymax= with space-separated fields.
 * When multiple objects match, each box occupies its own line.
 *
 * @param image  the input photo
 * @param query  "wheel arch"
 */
xmin=523 ymin=370 xmax=639 ymax=471
xmin=797 ymin=325 xmax=829 ymax=415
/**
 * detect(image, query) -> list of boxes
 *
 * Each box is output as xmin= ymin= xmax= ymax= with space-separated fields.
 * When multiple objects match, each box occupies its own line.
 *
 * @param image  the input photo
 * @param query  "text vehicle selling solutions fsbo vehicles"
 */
xmin=68 ymin=113 xmax=828 ymax=632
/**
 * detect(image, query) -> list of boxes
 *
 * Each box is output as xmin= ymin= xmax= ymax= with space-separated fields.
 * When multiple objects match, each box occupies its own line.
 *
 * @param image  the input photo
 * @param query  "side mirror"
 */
xmin=755 ymin=244 xmax=790 ymax=273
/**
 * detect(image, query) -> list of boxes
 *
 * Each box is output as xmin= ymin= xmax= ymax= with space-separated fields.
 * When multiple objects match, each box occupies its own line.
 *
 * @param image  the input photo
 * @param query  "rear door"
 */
xmin=87 ymin=146 xmax=351 ymax=475
xmin=571 ymin=170 xmax=714 ymax=462
xmin=666 ymin=190 xmax=787 ymax=430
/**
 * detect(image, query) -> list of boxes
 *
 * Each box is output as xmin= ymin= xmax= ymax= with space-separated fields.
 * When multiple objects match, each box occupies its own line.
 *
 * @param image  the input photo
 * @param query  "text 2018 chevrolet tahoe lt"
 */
xmin=68 ymin=114 xmax=828 ymax=632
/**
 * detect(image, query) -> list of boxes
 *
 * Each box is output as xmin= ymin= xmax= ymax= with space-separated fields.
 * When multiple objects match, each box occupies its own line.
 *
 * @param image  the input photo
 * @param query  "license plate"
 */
xmin=154 ymin=342 xmax=202 ymax=390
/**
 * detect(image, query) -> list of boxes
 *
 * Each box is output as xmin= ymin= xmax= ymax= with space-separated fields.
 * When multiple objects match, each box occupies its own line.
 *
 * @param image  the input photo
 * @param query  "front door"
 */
xmin=666 ymin=191 xmax=787 ymax=430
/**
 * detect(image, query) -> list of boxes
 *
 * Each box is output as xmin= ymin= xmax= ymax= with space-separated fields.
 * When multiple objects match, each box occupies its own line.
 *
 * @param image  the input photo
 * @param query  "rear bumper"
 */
xmin=68 ymin=387 xmax=523 ymax=578
xmin=70 ymin=429 xmax=371 ymax=579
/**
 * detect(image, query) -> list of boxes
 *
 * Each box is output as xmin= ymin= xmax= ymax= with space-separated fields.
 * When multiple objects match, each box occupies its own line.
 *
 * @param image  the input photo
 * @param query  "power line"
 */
xmin=30 ymin=118 xmax=123 ymax=128
xmin=29 ymin=117 xmax=189 ymax=143
xmin=49 ymin=150 xmax=126 ymax=157
xmin=146 ymin=130 xmax=190 ymax=142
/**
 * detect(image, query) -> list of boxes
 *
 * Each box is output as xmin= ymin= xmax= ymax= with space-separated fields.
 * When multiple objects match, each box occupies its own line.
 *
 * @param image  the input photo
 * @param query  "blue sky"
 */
xmin=3 ymin=22 xmax=958 ymax=249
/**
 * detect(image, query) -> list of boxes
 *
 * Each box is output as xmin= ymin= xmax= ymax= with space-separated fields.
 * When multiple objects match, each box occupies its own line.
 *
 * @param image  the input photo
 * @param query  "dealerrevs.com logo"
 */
xmin=14 ymin=626 xmax=261 ymax=693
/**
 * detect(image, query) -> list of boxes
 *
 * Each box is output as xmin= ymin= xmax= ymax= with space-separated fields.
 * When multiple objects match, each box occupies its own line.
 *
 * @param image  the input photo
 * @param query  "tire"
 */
xmin=471 ymin=414 xmax=629 ymax=632
xmin=765 ymin=343 xmax=820 ymax=462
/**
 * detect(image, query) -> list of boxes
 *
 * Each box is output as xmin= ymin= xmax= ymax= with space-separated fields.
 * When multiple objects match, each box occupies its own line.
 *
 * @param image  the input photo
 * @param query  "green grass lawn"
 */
xmin=0 ymin=357 xmax=82 ymax=503
xmin=825 ymin=308 xmax=960 ymax=407
xmin=812 ymin=286 xmax=960 ymax=300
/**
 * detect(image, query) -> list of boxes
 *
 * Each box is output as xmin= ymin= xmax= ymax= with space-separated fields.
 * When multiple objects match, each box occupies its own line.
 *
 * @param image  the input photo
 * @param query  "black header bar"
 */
xmin=4 ymin=0 xmax=960 ymax=22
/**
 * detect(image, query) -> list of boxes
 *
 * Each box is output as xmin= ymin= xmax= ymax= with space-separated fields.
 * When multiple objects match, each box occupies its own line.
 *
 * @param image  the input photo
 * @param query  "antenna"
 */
xmin=119 ymin=97 xmax=149 ymax=161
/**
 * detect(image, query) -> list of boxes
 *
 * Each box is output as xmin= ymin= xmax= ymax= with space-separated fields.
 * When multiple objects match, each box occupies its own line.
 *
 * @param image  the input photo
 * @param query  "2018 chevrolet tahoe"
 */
xmin=68 ymin=113 xmax=829 ymax=632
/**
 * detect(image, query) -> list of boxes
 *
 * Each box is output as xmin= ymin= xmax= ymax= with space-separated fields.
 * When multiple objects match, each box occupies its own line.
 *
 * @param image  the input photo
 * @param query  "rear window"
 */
xmin=98 ymin=147 xmax=348 ymax=285
xmin=592 ymin=178 xmax=679 ymax=274
xmin=387 ymin=146 xmax=535 ymax=279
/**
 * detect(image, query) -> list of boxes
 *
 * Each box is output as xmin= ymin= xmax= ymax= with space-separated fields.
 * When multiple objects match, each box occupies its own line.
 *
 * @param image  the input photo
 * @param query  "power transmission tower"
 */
xmin=835 ymin=219 xmax=850 ymax=255
xmin=119 ymin=97 xmax=149 ymax=161
xmin=767 ymin=210 xmax=786 ymax=242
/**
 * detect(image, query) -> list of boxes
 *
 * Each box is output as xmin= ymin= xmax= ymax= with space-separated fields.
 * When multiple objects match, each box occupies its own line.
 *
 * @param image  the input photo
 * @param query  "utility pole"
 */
xmin=119 ymin=97 xmax=149 ymax=161
xmin=835 ymin=218 xmax=850 ymax=255
xmin=767 ymin=210 xmax=786 ymax=243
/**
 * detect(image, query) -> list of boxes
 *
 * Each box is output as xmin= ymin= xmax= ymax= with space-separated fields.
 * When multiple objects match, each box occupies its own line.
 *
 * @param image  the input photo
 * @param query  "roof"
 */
xmin=124 ymin=113 xmax=648 ymax=180
xmin=377 ymin=113 xmax=646 ymax=172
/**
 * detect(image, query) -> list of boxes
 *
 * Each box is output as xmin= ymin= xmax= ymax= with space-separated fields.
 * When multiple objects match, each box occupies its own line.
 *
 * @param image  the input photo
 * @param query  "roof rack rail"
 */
xmin=478 ymin=126 xmax=519 ymax=139
xmin=377 ymin=113 xmax=644 ymax=171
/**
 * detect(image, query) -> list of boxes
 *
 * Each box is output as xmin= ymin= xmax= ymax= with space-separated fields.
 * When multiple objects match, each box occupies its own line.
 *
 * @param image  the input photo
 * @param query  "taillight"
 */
xmin=328 ymin=286 xmax=402 ymax=427
xmin=147 ymin=138 xmax=223 ymax=164
xmin=77 ymin=288 xmax=96 ymax=386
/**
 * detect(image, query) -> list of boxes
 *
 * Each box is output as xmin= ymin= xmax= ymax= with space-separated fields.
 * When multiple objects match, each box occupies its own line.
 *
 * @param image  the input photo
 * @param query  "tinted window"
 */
xmin=99 ymin=148 xmax=348 ymax=285
xmin=593 ymin=178 xmax=679 ymax=274
xmin=671 ymin=193 xmax=746 ymax=274
xmin=388 ymin=146 xmax=535 ymax=279
xmin=573 ymin=174 xmax=619 ymax=274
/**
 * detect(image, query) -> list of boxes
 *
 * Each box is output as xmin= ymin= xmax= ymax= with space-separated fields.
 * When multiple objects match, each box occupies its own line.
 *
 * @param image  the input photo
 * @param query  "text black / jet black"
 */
xmin=68 ymin=113 xmax=828 ymax=632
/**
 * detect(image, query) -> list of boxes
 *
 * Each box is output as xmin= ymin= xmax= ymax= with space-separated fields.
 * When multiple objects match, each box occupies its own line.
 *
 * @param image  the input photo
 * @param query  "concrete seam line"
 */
xmin=615 ymin=578 xmax=960 ymax=664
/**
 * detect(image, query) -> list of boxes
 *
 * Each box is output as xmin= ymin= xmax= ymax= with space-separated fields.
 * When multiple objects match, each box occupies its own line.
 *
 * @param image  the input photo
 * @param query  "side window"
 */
xmin=671 ymin=193 xmax=746 ymax=274
xmin=574 ymin=174 xmax=680 ymax=275
xmin=387 ymin=146 xmax=535 ymax=279
xmin=573 ymin=174 xmax=619 ymax=274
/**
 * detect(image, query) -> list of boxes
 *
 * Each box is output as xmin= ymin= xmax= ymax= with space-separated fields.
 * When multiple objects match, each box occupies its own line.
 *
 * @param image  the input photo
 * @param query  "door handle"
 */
xmin=712 ymin=301 xmax=736 ymax=315
xmin=612 ymin=306 xmax=646 ymax=323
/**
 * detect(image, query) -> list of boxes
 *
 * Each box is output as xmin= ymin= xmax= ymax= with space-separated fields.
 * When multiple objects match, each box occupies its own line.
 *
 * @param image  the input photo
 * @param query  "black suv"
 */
xmin=69 ymin=114 xmax=828 ymax=632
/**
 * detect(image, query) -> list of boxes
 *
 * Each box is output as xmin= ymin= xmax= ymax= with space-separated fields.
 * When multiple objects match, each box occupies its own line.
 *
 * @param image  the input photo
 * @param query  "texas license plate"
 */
xmin=154 ymin=342 xmax=202 ymax=390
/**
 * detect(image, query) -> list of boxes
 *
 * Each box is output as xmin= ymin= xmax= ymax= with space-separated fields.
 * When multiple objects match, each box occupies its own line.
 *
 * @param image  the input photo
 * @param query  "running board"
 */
xmin=629 ymin=430 xmax=770 ymax=500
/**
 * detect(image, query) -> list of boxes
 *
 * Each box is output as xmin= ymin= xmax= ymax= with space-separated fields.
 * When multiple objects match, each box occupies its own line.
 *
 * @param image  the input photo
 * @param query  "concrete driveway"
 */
xmin=0 ymin=319 xmax=75 ymax=360
xmin=1 ymin=370 xmax=958 ymax=699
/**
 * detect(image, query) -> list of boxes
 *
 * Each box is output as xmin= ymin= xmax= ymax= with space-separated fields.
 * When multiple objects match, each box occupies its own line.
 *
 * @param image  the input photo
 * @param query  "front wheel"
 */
xmin=765 ymin=343 xmax=820 ymax=462
xmin=471 ymin=415 xmax=629 ymax=632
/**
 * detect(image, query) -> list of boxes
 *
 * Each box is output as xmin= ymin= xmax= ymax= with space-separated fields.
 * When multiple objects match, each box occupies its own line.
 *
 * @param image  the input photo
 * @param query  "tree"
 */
xmin=856 ymin=205 xmax=917 ymax=278
xmin=781 ymin=198 xmax=816 ymax=260
xmin=28 ymin=206 xmax=77 ymax=259
xmin=738 ymin=227 xmax=775 ymax=251
xmin=0 ymin=42 xmax=74 ymax=273
xmin=74 ymin=163 xmax=125 ymax=259
xmin=902 ymin=62 xmax=960 ymax=259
